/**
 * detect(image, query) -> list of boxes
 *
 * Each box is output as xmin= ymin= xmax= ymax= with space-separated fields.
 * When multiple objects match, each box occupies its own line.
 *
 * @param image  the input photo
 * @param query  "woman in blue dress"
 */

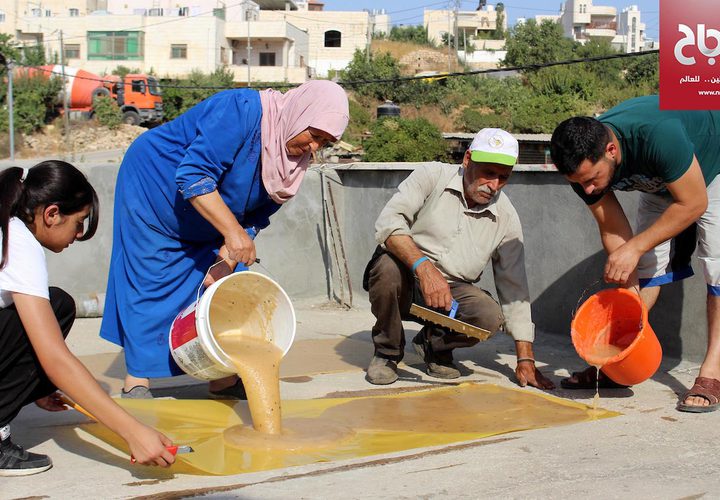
xmin=100 ymin=80 xmax=349 ymax=398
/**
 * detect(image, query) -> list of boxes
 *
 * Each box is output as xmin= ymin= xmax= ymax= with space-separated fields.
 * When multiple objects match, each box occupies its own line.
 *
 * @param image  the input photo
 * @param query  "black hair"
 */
xmin=0 ymin=160 xmax=99 ymax=269
xmin=550 ymin=116 xmax=610 ymax=175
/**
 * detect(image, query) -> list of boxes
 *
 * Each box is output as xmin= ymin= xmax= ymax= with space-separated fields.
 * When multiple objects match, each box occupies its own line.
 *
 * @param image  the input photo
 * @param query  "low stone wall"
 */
xmin=48 ymin=162 xmax=708 ymax=362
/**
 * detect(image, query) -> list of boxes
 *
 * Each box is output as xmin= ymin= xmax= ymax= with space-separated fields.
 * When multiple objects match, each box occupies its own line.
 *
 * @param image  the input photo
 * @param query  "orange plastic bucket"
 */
xmin=570 ymin=288 xmax=662 ymax=386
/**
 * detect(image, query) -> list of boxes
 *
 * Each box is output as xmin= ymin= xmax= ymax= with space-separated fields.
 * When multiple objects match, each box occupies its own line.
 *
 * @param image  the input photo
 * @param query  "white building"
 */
xmin=0 ymin=0 xmax=388 ymax=83
xmin=557 ymin=1 xmax=648 ymax=52
xmin=259 ymin=0 xmax=390 ymax=77
xmin=424 ymin=3 xmax=507 ymax=47
xmin=424 ymin=2 xmax=507 ymax=70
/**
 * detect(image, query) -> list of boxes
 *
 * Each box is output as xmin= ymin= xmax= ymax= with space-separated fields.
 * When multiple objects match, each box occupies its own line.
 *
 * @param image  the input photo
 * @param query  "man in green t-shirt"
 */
xmin=550 ymin=95 xmax=720 ymax=413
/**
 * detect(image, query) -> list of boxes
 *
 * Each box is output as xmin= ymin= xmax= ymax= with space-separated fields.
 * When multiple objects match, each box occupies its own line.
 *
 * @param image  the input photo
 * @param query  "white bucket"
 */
xmin=169 ymin=271 xmax=296 ymax=381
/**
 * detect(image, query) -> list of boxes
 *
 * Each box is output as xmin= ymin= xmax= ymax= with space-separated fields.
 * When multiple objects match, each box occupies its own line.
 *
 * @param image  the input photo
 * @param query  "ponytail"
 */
xmin=0 ymin=161 xmax=99 ymax=269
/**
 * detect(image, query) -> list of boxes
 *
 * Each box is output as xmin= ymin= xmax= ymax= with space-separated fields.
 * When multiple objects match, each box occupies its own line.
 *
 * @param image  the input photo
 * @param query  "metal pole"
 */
xmin=447 ymin=4 xmax=452 ymax=72
xmin=365 ymin=11 xmax=372 ymax=62
xmin=246 ymin=2 xmax=251 ymax=85
xmin=7 ymin=61 xmax=15 ymax=161
xmin=59 ymin=30 xmax=69 ymax=138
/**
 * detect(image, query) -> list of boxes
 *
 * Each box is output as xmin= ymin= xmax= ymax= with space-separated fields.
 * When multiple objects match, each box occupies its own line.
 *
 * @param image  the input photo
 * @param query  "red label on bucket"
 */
xmin=170 ymin=302 xmax=199 ymax=349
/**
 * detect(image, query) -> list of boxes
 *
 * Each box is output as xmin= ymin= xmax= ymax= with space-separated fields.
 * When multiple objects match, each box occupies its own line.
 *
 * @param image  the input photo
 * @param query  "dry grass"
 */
xmin=401 ymin=104 xmax=460 ymax=132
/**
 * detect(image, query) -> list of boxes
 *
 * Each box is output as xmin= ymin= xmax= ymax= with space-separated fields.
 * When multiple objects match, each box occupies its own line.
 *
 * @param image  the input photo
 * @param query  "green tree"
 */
xmin=1 ymin=74 xmax=62 ymax=134
xmin=20 ymin=45 xmax=46 ymax=66
xmin=503 ymin=19 xmax=577 ymax=68
xmin=511 ymin=93 xmax=588 ymax=133
xmin=576 ymin=39 xmax=623 ymax=85
xmin=493 ymin=3 xmax=506 ymax=40
xmin=364 ymin=117 xmax=447 ymax=162
xmin=389 ymin=25 xmax=432 ymax=46
xmin=624 ymin=53 xmax=658 ymax=90
xmin=160 ymin=67 xmax=235 ymax=120
xmin=0 ymin=34 xmax=21 ymax=68
xmin=457 ymin=108 xmax=511 ymax=132
xmin=341 ymin=50 xmax=405 ymax=102
xmin=526 ymin=65 xmax=600 ymax=101
xmin=112 ymin=65 xmax=142 ymax=79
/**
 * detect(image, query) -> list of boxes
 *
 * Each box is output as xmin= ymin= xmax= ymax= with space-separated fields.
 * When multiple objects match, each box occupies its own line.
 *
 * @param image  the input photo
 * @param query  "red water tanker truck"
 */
xmin=21 ymin=65 xmax=163 ymax=125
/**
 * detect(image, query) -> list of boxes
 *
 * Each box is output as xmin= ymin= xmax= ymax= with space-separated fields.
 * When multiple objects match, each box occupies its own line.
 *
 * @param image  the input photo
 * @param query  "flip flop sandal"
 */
xmin=677 ymin=376 xmax=720 ymax=413
xmin=560 ymin=366 xmax=629 ymax=389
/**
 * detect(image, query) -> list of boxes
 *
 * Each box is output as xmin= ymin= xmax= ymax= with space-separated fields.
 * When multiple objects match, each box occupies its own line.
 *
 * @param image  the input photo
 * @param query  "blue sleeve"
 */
xmin=176 ymin=91 xmax=261 ymax=199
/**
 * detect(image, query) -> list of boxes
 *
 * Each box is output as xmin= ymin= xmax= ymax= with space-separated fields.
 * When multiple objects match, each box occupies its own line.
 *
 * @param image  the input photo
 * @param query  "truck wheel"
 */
xmin=122 ymin=110 xmax=141 ymax=126
xmin=91 ymin=87 xmax=110 ymax=102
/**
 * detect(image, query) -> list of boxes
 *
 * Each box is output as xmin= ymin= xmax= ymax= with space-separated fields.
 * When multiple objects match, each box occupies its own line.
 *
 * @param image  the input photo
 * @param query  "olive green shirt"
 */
xmin=375 ymin=163 xmax=534 ymax=343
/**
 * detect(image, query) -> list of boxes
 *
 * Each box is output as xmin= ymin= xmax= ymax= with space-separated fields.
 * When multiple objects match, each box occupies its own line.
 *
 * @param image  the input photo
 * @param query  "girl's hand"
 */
xmin=126 ymin=423 xmax=176 ymax=467
xmin=35 ymin=392 xmax=68 ymax=412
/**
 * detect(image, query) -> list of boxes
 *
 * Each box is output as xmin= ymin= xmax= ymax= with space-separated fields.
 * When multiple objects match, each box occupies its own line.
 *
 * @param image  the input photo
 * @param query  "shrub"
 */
xmin=511 ymin=94 xmax=589 ymax=133
xmin=343 ymin=97 xmax=373 ymax=144
xmin=388 ymin=25 xmax=433 ymax=46
xmin=457 ymin=108 xmax=511 ymax=132
xmin=364 ymin=117 xmax=447 ymax=162
xmin=92 ymin=96 xmax=123 ymax=129
xmin=0 ymin=74 xmax=62 ymax=134
xmin=341 ymin=50 xmax=414 ymax=103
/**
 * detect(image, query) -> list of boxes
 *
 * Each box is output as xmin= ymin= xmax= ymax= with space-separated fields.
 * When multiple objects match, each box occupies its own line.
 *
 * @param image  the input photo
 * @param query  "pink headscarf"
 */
xmin=259 ymin=80 xmax=349 ymax=204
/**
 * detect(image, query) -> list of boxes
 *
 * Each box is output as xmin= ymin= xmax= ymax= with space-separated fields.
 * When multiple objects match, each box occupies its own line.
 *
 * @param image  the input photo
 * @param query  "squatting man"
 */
xmin=363 ymin=128 xmax=555 ymax=389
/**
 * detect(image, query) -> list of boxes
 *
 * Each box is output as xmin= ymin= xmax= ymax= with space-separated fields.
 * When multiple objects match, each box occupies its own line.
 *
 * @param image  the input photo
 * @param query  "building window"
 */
xmin=259 ymin=52 xmax=276 ymax=66
xmin=324 ymin=30 xmax=341 ymax=48
xmin=31 ymin=8 xmax=41 ymax=17
xmin=45 ymin=9 xmax=52 ymax=16
xmin=148 ymin=8 xmax=163 ymax=16
xmin=88 ymin=31 xmax=144 ymax=60
xmin=0 ymin=11 xmax=5 ymax=23
xmin=64 ymin=43 xmax=80 ymax=59
xmin=170 ymin=44 xmax=187 ymax=59
xmin=69 ymin=8 xmax=79 ymax=16
xmin=178 ymin=6 xmax=189 ymax=16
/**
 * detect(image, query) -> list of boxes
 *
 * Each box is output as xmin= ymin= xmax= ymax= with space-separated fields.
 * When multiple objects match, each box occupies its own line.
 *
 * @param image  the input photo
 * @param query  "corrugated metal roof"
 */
xmin=442 ymin=132 xmax=552 ymax=142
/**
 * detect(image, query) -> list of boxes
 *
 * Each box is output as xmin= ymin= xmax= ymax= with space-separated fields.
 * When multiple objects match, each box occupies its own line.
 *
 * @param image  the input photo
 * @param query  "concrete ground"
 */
xmin=1 ymin=298 xmax=717 ymax=499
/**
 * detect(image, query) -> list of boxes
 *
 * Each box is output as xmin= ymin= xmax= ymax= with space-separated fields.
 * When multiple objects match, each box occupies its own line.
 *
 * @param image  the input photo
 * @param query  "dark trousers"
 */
xmin=367 ymin=251 xmax=504 ymax=361
xmin=0 ymin=287 xmax=75 ymax=427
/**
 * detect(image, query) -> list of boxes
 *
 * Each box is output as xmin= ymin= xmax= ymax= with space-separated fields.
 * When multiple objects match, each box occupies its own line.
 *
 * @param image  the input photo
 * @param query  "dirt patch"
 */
xmin=371 ymin=40 xmax=463 ymax=75
xmin=16 ymin=121 xmax=146 ymax=159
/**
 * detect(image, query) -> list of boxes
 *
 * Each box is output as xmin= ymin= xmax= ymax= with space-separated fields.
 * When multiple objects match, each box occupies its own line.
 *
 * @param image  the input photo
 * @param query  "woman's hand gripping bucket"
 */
xmin=571 ymin=288 xmax=662 ymax=386
xmin=168 ymin=262 xmax=296 ymax=381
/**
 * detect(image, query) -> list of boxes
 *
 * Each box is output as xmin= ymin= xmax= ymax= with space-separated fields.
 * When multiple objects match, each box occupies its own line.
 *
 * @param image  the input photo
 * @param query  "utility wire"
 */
xmin=13 ymin=49 xmax=658 ymax=91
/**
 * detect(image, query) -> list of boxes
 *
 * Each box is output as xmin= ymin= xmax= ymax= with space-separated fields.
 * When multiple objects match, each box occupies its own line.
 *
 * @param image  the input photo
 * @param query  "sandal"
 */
xmin=677 ymin=376 xmax=720 ymax=413
xmin=121 ymin=385 xmax=153 ymax=399
xmin=560 ymin=366 xmax=629 ymax=389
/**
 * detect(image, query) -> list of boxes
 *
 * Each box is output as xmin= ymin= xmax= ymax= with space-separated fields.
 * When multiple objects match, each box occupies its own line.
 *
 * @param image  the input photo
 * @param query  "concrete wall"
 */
xmin=47 ymin=162 xmax=709 ymax=363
